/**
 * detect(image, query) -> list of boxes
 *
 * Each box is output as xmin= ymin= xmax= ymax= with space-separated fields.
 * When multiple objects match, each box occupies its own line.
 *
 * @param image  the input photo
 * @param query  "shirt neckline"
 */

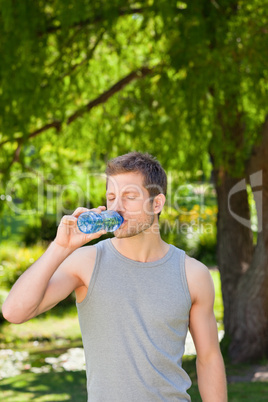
xmin=106 ymin=238 xmax=175 ymax=268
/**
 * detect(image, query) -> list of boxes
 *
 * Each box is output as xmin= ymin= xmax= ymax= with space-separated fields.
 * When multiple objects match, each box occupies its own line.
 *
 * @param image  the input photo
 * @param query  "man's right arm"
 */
xmin=2 ymin=207 xmax=106 ymax=324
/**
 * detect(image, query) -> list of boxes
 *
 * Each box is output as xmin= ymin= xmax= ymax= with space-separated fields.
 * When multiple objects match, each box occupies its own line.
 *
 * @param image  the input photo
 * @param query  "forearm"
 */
xmin=196 ymin=353 xmax=227 ymax=402
xmin=2 ymin=241 xmax=73 ymax=324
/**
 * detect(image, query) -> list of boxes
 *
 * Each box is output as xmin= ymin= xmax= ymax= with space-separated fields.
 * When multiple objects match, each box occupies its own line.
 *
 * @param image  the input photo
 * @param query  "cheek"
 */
xmin=142 ymin=199 xmax=154 ymax=215
xmin=120 ymin=201 xmax=143 ymax=216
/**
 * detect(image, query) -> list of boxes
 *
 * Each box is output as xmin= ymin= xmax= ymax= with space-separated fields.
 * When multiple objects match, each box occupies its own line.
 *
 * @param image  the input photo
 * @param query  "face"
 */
xmin=106 ymin=172 xmax=156 ymax=238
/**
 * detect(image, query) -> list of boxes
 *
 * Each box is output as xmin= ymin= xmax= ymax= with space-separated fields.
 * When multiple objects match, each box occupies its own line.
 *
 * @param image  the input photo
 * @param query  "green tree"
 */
xmin=0 ymin=0 xmax=267 ymax=362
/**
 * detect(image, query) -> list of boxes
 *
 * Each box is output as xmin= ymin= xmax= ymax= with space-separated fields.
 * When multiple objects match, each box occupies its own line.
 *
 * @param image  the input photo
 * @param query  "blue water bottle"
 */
xmin=77 ymin=210 xmax=124 ymax=234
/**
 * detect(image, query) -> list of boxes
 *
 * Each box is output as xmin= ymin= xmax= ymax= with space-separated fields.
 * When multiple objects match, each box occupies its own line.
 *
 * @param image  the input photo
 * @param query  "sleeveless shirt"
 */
xmin=76 ymin=238 xmax=192 ymax=401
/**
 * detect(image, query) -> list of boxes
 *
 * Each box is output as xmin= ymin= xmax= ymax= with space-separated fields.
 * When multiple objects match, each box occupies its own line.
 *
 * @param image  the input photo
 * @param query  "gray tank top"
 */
xmin=76 ymin=239 xmax=192 ymax=401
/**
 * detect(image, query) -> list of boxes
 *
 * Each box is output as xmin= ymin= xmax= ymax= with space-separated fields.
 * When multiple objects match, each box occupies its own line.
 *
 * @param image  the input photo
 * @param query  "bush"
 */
xmin=160 ymin=203 xmax=218 ymax=265
xmin=22 ymin=215 xmax=59 ymax=246
xmin=0 ymin=244 xmax=45 ymax=289
xmin=194 ymin=231 xmax=217 ymax=267
xmin=23 ymin=224 xmax=42 ymax=246
xmin=40 ymin=215 xmax=58 ymax=242
xmin=160 ymin=219 xmax=190 ymax=253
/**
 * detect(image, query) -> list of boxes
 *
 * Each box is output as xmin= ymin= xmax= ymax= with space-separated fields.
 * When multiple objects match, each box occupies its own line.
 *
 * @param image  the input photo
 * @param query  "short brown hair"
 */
xmin=105 ymin=152 xmax=167 ymax=198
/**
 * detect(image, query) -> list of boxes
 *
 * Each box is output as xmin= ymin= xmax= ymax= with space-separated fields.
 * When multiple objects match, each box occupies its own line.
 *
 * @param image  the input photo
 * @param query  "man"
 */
xmin=2 ymin=152 xmax=227 ymax=401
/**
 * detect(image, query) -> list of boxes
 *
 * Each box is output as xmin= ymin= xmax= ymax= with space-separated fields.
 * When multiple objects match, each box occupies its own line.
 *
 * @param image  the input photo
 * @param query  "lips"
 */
xmin=119 ymin=220 xmax=127 ymax=228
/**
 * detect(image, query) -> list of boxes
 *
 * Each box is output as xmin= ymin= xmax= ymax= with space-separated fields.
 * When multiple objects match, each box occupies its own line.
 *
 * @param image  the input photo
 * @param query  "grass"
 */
xmin=182 ymin=356 xmax=268 ymax=401
xmin=226 ymin=383 xmax=268 ymax=401
xmin=188 ymin=382 xmax=268 ymax=401
xmin=1 ymin=357 xmax=268 ymax=401
xmin=0 ymin=371 xmax=87 ymax=401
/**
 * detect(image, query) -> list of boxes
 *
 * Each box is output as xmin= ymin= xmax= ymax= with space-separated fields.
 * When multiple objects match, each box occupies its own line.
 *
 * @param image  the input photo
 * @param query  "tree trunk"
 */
xmin=212 ymin=117 xmax=268 ymax=363
xmin=229 ymin=232 xmax=268 ymax=362
xmin=228 ymin=117 xmax=268 ymax=362
xmin=213 ymin=168 xmax=254 ymax=340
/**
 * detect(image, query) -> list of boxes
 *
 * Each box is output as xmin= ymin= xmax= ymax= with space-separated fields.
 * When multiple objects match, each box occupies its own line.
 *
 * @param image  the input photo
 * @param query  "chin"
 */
xmin=113 ymin=228 xmax=138 ymax=239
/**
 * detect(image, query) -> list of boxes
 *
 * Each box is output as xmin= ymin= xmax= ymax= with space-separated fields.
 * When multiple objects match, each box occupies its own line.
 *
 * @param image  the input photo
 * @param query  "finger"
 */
xmin=72 ymin=206 xmax=106 ymax=218
xmin=94 ymin=205 xmax=106 ymax=213
xmin=58 ymin=215 xmax=81 ymax=237
xmin=89 ymin=206 xmax=106 ymax=212
xmin=60 ymin=215 xmax=77 ymax=226
xmin=72 ymin=207 xmax=90 ymax=217
xmin=85 ymin=229 xmax=107 ymax=241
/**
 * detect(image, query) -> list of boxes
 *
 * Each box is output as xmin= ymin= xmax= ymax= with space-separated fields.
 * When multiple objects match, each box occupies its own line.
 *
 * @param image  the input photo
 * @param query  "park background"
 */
xmin=0 ymin=0 xmax=268 ymax=400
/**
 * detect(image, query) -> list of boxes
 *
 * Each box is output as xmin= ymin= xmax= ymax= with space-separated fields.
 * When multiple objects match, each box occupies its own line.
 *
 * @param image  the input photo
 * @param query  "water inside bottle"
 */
xmin=77 ymin=211 xmax=124 ymax=234
xmin=102 ymin=211 xmax=124 ymax=232
xmin=77 ymin=212 xmax=103 ymax=234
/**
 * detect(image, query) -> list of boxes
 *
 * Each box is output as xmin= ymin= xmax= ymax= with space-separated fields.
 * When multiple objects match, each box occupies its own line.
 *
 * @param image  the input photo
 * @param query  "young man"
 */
xmin=2 ymin=152 xmax=227 ymax=401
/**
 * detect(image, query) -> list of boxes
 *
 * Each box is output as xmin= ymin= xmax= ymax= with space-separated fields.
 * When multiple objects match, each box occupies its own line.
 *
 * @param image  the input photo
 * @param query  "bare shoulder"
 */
xmin=185 ymin=254 xmax=211 ymax=278
xmin=71 ymin=244 xmax=97 ymax=261
xmin=69 ymin=245 xmax=97 ymax=274
xmin=185 ymin=254 xmax=215 ymax=304
xmin=59 ymin=244 xmax=97 ymax=281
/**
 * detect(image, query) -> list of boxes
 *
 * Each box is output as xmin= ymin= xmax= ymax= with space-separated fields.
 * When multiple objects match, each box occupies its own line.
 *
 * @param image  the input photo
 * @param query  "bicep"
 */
xmin=188 ymin=265 xmax=220 ymax=361
xmin=36 ymin=252 xmax=83 ymax=316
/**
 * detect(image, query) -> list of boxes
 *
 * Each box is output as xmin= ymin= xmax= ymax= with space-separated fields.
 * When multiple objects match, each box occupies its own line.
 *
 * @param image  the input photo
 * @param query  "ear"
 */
xmin=153 ymin=194 xmax=166 ymax=215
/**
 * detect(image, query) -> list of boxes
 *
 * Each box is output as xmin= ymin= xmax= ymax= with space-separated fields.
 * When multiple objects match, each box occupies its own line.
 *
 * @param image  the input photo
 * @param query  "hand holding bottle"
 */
xmin=54 ymin=206 xmax=107 ymax=251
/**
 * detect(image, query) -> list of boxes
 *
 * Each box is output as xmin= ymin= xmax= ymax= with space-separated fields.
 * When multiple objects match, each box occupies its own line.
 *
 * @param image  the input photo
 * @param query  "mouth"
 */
xmin=118 ymin=219 xmax=127 ymax=229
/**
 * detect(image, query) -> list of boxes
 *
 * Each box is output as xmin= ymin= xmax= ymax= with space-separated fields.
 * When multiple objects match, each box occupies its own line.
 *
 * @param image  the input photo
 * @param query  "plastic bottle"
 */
xmin=77 ymin=210 xmax=124 ymax=234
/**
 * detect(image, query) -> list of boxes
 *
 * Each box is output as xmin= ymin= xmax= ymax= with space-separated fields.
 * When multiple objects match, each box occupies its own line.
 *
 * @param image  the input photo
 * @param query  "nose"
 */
xmin=110 ymin=196 xmax=125 ymax=213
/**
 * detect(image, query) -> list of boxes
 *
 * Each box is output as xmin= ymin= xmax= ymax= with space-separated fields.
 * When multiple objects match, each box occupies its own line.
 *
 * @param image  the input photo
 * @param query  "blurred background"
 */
xmin=0 ymin=1 xmax=268 ymax=400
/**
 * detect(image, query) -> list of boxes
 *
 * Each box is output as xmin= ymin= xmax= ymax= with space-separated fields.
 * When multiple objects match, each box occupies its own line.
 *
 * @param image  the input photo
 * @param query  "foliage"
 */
xmin=1 ymin=0 xmax=268 ymax=363
xmin=0 ymin=243 xmax=44 ymax=288
xmin=194 ymin=231 xmax=217 ymax=267
xmin=22 ymin=215 xmax=58 ymax=245
xmin=1 ymin=0 xmax=266 ymax=227
xmin=0 ymin=0 xmax=267 ymax=200
xmin=160 ymin=187 xmax=218 ymax=265
xmin=22 ymin=222 xmax=43 ymax=246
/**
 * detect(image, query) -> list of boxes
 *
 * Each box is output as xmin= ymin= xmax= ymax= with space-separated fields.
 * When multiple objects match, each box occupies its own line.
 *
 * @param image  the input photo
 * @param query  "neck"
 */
xmin=111 ymin=223 xmax=169 ymax=263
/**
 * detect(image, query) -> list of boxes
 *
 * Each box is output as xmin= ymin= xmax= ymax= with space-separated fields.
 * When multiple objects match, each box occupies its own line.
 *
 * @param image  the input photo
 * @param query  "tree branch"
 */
xmin=67 ymin=66 xmax=153 ymax=124
xmin=2 ymin=65 xmax=156 ymax=166
xmin=28 ymin=121 xmax=62 ymax=140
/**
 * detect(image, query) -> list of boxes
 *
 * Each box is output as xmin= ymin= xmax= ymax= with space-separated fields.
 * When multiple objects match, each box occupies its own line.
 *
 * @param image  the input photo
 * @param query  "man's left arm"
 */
xmin=186 ymin=257 xmax=227 ymax=402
